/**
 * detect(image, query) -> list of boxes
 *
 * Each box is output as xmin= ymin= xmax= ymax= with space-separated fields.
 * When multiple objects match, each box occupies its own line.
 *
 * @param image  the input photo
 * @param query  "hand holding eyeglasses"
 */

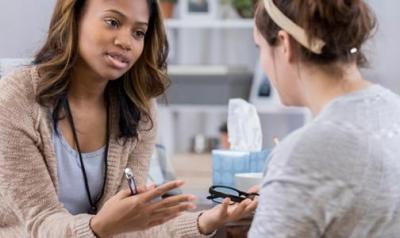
xmin=90 ymin=180 xmax=197 ymax=237
xmin=206 ymin=185 xmax=259 ymax=204
xmin=198 ymin=185 xmax=260 ymax=235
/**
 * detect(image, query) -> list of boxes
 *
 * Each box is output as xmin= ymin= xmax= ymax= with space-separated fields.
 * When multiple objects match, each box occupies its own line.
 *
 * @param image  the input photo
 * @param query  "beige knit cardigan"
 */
xmin=0 ymin=67 xmax=206 ymax=238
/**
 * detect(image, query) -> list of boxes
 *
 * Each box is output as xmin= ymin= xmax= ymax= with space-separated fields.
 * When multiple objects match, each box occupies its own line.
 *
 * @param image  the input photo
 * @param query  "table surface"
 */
xmin=171 ymin=153 xmax=252 ymax=238
xmin=171 ymin=153 xmax=212 ymax=200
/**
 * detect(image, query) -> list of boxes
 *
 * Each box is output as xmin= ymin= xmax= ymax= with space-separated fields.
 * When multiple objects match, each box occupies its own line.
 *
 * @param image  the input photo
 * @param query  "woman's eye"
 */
xmin=105 ymin=19 xmax=119 ymax=28
xmin=133 ymin=31 xmax=146 ymax=39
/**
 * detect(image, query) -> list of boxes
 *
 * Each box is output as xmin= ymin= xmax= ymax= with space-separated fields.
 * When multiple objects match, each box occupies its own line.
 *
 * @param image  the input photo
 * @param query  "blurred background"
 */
xmin=1 ymin=1 xmax=400 ymax=208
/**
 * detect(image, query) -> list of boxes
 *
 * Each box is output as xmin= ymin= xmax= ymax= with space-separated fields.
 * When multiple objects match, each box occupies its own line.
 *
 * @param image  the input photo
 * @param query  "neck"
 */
xmin=300 ymin=63 xmax=371 ymax=115
xmin=68 ymin=62 xmax=108 ymax=107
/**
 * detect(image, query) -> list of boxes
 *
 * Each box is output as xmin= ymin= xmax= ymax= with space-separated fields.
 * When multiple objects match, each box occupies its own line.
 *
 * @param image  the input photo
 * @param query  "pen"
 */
xmin=124 ymin=168 xmax=137 ymax=195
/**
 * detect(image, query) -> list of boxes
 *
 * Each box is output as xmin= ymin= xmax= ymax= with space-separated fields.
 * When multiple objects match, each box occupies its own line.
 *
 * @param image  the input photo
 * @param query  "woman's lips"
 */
xmin=105 ymin=53 xmax=129 ymax=69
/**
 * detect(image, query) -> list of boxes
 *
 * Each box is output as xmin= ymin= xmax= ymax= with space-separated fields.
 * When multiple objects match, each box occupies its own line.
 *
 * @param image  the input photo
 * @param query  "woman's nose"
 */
xmin=114 ymin=32 xmax=132 ymax=51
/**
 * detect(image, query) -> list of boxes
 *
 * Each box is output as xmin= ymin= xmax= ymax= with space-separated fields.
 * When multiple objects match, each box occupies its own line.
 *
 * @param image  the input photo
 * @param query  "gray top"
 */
xmin=249 ymin=85 xmax=400 ymax=238
xmin=53 ymin=129 xmax=105 ymax=215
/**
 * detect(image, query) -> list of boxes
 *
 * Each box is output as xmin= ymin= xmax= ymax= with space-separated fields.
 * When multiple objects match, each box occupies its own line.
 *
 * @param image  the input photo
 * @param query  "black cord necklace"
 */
xmin=64 ymin=97 xmax=110 ymax=214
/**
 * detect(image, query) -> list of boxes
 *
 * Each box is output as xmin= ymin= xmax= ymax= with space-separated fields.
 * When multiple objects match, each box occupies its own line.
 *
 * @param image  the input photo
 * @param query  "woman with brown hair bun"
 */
xmin=250 ymin=0 xmax=400 ymax=237
xmin=0 ymin=0 xmax=256 ymax=237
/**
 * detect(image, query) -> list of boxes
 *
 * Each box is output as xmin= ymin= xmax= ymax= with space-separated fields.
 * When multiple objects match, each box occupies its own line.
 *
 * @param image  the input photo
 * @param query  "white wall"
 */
xmin=0 ymin=0 xmax=55 ymax=58
xmin=365 ymin=0 xmax=400 ymax=92
xmin=1 ymin=0 xmax=399 ymax=91
xmin=1 ymin=0 xmax=400 ymax=154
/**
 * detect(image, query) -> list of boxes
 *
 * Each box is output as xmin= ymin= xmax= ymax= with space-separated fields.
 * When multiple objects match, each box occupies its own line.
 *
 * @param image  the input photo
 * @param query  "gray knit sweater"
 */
xmin=249 ymin=85 xmax=400 ymax=238
xmin=0 ymin=67 xmax=206 ymax=238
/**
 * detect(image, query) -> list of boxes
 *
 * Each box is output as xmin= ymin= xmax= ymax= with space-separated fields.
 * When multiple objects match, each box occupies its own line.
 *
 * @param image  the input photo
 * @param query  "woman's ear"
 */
xmin=277 ymin=30 xmax=295 ymax=63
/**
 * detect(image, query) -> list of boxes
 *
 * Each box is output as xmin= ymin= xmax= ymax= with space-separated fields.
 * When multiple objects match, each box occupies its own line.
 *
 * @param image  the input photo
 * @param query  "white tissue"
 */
xmin=228 ymin=99 xmax=262 ymax=152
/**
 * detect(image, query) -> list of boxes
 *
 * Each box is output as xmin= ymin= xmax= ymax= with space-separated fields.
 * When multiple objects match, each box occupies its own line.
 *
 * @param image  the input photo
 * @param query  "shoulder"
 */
xmin=318 ymin=84 xmax=400 ymax=126
xmin=0 ymin=66 xmax=42 ymax=133
xmin=267 ymin=119 xmax=367 ymax=180
xmin=0 ymin=66 xmax=39 ymax=108
xmin=276 ymin=85 xmax=400 ymax=165
xmin=148 ymin=99 xmax=157 ymax=119
xmin=134 ymin=99 xmax=158 ymax=143
xmin=139 ymin=99 xmax=158 ymax=127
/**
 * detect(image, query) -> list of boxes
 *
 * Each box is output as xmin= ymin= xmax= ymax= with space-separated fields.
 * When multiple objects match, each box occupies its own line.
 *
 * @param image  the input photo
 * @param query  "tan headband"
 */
xmin=263 ymin=0 xmax=326 ymax=54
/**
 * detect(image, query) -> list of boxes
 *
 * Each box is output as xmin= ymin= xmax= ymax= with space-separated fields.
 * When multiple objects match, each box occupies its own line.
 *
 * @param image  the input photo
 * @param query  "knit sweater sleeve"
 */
xmin=119 ymin=100 xmax=213 ymax=238
xmin=248 ymin=122 xmax=361 ymax=238
xmin=0 ymin=69 xmax=96 ymax=238
xmin=127 ymin=99 xmax=158 ymax=187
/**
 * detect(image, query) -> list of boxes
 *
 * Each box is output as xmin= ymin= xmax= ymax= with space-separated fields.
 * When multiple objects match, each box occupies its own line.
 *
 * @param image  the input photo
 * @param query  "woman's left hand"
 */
xmin=197 ymin=186 xmax=259 ymax=235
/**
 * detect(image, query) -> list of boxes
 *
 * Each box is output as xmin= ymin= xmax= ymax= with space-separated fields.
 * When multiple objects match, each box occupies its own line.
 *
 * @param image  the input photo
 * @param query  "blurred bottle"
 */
xmin=192 ymin=134 xmax=207 ymax=154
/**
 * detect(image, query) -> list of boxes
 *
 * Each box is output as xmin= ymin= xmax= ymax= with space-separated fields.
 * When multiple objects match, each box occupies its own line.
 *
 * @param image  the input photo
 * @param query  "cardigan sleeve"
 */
xmin=117 ymin=100 xmax=214 ymax=238
xmin=127 ymin=99 xmax=158 ymax=187
xmin=0 ymin=70 xmax=97 ymax=238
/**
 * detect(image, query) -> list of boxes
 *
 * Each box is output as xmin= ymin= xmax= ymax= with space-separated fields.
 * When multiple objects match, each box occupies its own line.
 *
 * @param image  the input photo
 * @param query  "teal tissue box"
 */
xmin=212 ymin=149 xmax=270 ymax=187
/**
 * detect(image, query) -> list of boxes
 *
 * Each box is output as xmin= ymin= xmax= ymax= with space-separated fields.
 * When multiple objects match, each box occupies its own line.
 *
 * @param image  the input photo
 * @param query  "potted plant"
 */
xmin=230 ymin=0 xmax=258 ymax=18
xmin=159 ymin=0 xmax=178 ymax=19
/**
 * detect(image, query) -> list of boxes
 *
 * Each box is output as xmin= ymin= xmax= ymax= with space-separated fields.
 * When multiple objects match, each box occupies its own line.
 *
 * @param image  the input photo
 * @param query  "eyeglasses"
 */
xmin=206 ymin=185 xmax=259 ymax=204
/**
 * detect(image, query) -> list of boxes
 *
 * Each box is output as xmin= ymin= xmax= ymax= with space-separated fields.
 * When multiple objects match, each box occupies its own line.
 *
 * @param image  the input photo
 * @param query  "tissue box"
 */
xmin=212 ymin=149 xmax=270 ymax=187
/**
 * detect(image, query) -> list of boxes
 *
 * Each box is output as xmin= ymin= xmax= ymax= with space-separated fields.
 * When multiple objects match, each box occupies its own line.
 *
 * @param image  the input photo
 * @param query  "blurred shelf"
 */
xmin=159 ymin=104 xmax=310 ymax=115
xmin=168 ymin=65 xmax=252 ymax=76
xmin=165 ymin=19 xmax=253 ymax=29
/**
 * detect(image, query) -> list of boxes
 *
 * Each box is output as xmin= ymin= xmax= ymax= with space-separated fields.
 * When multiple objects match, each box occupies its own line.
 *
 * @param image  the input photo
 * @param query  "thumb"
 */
xmin=247 ymin=185 xmax=260 ymax=194
xmin=219 ymin=198 xmax=230 ymax=217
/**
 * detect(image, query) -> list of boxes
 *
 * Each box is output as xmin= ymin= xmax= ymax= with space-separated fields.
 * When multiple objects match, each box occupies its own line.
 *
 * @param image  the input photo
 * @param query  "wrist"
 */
xmin=197 ymin=211 xmax=218 ymax=235
xmin=90 ymin=215 xmax=110 ymax=238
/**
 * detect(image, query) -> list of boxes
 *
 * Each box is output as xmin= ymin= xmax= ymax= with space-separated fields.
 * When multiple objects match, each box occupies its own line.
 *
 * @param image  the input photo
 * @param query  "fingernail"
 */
xmin=175 ymin=180 xmax=184 ymax=186
xmin=188 ymin=195 xmax=196 ymax=201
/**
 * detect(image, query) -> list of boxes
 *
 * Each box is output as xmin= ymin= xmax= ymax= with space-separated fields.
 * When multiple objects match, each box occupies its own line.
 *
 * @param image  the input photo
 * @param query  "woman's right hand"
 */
xmin=90 ymin=180 xmax=196 ymax=237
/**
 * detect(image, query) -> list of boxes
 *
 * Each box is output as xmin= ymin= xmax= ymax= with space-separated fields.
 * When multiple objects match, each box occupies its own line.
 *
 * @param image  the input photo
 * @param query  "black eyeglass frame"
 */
xmin=207 ymin=185 xmax=259 ymax=204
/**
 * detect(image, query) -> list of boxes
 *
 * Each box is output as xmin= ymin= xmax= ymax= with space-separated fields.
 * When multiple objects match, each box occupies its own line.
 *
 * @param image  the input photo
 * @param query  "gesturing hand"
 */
xmin=90 ymin=180 xmax=196 ymax=237
xmin=197 ymin=186 xmax=259 ymax=235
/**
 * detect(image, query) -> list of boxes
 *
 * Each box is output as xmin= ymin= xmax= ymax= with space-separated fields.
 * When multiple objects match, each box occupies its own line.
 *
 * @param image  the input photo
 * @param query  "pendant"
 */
xmin=89 ymin=206 xmax=97 ymax=214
